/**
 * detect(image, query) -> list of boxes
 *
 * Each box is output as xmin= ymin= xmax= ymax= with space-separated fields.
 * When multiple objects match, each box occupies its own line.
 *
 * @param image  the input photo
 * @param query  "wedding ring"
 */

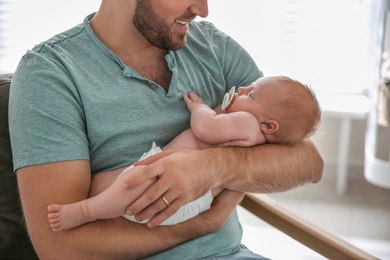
xmin=162 ymin=196 xmax=170 ymax=206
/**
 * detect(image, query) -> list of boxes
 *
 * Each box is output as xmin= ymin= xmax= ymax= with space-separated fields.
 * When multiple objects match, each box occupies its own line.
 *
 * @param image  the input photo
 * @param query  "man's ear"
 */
xmin=260 ymin=120 xmax=279 ymax=134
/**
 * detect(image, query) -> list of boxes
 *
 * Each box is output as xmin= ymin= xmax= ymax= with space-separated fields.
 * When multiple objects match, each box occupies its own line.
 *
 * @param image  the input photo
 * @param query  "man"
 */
xmin=9 ymin=0 xmax=323 ymax=259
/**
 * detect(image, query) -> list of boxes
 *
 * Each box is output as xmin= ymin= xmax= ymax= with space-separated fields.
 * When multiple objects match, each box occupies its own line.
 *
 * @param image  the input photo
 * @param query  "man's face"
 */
xmin=133 ymin=0 xmax=208 ymax=50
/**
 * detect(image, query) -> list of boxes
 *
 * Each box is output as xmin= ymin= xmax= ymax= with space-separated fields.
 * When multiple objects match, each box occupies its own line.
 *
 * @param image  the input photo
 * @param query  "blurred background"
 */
xmin=1 ymin=0 xmax=389 ymax=259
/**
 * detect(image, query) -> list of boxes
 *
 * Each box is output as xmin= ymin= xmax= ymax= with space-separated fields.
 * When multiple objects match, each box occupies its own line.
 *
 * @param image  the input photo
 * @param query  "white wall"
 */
xmin=312 ymin=118 xmax=367 ymax=179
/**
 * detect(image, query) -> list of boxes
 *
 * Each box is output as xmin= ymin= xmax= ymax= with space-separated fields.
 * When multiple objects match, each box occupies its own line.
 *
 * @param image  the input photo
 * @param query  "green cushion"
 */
xmin=0 ymin=73 xmax=38 ymax=259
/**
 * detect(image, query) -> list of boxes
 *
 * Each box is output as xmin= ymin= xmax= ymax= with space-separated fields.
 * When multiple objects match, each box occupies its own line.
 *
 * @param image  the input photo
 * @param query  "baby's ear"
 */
xmin=260 ymin=120 xmax=279 ymax=134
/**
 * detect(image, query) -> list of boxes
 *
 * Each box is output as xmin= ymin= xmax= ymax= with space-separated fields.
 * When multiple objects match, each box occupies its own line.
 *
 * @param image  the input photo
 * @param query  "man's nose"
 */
xmin=189 ymin=0 xmax=209 ymax=18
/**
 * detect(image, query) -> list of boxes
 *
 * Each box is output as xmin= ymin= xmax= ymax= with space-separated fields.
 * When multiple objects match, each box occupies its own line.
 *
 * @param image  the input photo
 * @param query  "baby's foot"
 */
xmin=47 ymin=204 xmax=67 ymax=231
xmin=47 ymin=203 xmax=91 ymax=231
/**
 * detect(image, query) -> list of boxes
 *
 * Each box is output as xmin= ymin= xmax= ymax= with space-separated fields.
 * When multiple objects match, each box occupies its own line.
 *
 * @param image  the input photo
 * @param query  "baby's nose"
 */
xmin=237 ymin=87 xmax=246 ymax=95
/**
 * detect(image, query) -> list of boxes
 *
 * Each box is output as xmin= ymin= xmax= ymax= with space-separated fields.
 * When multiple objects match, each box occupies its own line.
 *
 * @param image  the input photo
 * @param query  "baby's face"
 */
xmin=226 ymin=77 xmax=281 ymax=119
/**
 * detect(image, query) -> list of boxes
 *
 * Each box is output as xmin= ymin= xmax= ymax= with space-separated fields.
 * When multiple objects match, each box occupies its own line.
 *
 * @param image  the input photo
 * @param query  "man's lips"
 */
xmin=175 ymin=20 xmax=189 ymax=26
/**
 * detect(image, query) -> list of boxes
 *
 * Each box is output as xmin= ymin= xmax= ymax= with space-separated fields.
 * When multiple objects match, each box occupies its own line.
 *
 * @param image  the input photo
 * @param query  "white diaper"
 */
xmin=120 ymin=142 xmax=162 ymax=176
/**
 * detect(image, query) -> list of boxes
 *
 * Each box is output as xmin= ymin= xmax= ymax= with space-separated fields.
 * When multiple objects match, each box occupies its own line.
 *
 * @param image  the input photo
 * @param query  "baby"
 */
xmin=47 ymin=76 xmax=321 ymax=231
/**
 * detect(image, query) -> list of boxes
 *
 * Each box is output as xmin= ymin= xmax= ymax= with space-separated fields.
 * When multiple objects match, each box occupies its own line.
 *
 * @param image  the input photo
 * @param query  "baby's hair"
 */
xmin=270 ymin=76 xmax=321 ymax=146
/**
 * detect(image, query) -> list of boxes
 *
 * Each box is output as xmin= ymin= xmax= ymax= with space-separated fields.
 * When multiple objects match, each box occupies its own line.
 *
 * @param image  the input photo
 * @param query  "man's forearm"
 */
xmin=30 ymin=218 xmax=204 ymax=259
xmin=73 ymin=217 xmax=206 ymax=259
xmin=40 ymin=190 xmax=241 ymax=259
xmin=212 ymin=138 xmax=323 ymax=193
xmin=16 ymin=161 xmax=212 ymax=259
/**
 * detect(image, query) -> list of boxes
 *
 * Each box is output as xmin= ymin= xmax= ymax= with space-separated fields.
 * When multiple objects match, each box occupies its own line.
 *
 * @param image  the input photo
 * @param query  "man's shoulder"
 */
xmin=189 ymin=20 xmax=217 ymax=31
xmin=31 ymin=22 xmax=87 ymax=54
xmin=185 ymin=20 xmax=233 ymax=57
xmin=15 ymin=16 xmax=100 ymax=80
xmin=188 ymin=20 xmax=225 ymax=40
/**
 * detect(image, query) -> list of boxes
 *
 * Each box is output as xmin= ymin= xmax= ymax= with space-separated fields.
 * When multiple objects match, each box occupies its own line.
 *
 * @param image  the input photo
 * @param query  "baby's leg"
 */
xmin=48 ymin=165 xmax=156 ymax=231
xmin=89 ymin=167 xmax=127 ymax=197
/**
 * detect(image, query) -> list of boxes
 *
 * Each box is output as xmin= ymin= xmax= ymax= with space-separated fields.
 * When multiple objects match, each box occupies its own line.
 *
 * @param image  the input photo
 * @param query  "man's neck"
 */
xmin=90 ymin=10 xmax=172 ymax=90
xmin=91 ymin=10 xmax=166 ymax=61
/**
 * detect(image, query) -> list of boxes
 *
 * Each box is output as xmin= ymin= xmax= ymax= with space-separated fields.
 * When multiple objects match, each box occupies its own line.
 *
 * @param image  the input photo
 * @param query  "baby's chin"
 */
xmin=225 ymin=105 xmax=234 ymax=113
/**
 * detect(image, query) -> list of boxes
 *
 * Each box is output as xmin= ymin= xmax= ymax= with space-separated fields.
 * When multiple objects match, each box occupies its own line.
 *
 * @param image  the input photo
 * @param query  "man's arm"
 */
xmin=17 ymin=160 xmax=242 ymax=259
xmin=128 ymin=138 xmax=323 ymax=227
xmin=217 ymin=139 xmax=323 ymax=191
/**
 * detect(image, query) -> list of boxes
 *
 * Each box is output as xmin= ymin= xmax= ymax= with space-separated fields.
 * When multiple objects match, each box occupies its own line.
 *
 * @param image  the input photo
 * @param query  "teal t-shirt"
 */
xmin=9 ymin=14 xmax=262 ymax=259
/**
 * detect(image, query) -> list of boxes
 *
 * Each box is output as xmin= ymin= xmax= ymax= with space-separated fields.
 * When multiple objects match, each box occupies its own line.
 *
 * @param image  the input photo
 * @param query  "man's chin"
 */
xmin=167 ymin=33 xmax=187 ymax=50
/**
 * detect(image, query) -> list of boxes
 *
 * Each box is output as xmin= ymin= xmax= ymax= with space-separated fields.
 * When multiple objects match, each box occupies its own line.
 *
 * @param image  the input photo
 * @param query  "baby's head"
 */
xmin=228 ymin=76 xmax=321 ymax=145
xmin=264 ymin=76 xmax=321 ymax=145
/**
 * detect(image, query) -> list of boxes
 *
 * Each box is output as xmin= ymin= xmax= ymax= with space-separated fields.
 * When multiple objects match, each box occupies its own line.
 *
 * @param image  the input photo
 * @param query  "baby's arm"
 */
xmin=183 ymin=92 xmax=266 ymax=146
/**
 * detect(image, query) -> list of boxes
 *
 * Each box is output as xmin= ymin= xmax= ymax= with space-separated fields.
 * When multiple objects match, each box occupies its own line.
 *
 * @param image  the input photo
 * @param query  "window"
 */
xmin=0 ymin=0 xmax=100 ymax=73
xmin=199 ymin=0 xmax=370 ymax=94
xmin=1 ymin=0 xmax=370 ymax=94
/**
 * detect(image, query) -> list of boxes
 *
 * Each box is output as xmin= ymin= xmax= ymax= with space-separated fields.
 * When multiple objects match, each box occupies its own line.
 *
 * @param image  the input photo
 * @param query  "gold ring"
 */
xmin=162 ymin=196 xmax=169 ymax=206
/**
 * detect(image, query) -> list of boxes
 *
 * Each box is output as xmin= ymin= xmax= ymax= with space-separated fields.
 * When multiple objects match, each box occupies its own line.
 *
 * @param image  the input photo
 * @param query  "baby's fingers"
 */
xmin=188 ymin=91 xmax=203 ymax=103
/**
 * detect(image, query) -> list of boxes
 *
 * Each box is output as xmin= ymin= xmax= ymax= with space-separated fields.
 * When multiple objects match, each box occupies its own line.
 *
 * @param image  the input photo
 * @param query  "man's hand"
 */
xmin=123 ymin=139 xmax=323 ymax=229
xmin=124 ymin=149 xmax=222 ymax=228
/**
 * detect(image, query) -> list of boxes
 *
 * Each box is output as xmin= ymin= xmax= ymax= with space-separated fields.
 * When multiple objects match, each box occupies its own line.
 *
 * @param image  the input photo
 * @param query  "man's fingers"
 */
xmin=134 ymin=150 xmax=175 ymax=166
xmin=140 ymin=190 xmax=245 ymax=229
xmin=122 ymin=162 xmax=165 ymax=191
xmin=126 ymin=173 xmax=183 ymax=217
xmin=125 ymin=172 xmax=173 ymax=216
xmin=126 ymin=149 xmax=216 ymax=228
xmin=130 ymin=192 xmax=171 ymax=222
xmin=145 ymin=199 xmax=183 ymax=228
xmin=126 ymin=183 xmax=165 ymax=214
xmin=127 ymin=179 xmax=191 ymax=226
xmin=147 ymin=200 xmax=180 ymax=228
xmin=126 ymin=192 xmax=180 ymax=228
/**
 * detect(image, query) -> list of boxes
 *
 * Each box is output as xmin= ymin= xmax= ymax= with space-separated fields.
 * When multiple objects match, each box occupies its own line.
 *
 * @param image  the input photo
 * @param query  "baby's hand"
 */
xmin=183 ymin=91 xmax=204 ymax=111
